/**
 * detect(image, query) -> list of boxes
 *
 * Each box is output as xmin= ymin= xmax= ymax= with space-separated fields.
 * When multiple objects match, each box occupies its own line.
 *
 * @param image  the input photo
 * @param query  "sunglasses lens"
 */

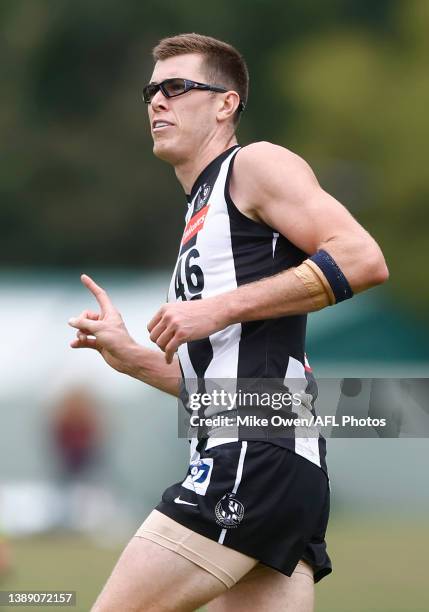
xmin=143 ymin=79 xmax=191 ymax=103
xmin=163 ymin=78 xmax=187 ymax=97
xmin=143 ymin=83 xmax=158 ymax=103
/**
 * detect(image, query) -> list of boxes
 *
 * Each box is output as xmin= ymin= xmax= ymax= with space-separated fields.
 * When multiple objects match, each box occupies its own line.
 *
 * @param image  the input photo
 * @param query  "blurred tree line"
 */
xmin=1 ymin=0 xmax=427 ymax=316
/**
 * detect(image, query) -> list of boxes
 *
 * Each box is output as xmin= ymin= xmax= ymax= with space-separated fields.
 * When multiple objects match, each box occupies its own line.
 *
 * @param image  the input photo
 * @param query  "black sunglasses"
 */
xmin=142 ymin=77 xmax=245 ymax=112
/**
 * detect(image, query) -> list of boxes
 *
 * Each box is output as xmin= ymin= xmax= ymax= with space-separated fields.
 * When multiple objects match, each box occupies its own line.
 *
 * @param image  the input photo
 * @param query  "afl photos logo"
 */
xmin=215 ymin=493 xmax=245 ymax=528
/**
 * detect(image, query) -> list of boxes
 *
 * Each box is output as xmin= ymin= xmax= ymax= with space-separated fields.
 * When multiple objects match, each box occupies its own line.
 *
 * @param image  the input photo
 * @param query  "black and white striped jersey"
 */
xmin=168 ymin=145 xmax=327 ymax=473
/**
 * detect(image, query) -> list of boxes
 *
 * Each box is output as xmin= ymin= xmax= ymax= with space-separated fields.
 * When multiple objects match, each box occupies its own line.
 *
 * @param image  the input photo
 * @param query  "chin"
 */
xmin=152 ymin=139 xmax=184 ymax=165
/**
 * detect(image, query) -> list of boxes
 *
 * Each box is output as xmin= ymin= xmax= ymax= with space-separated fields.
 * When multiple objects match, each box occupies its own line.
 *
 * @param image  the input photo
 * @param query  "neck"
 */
xmin=174 ymin=133 xmax=238 ymax=194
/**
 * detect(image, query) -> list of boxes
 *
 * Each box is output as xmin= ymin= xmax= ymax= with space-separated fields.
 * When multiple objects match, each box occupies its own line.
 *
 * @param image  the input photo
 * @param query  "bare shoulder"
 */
xmin=237 ymin=140 xmax=298 ymax=161
xmin=236 ymin=141 xmax=314 ymax=176
xmin=231 ymin=141 xmax=319 ymax=215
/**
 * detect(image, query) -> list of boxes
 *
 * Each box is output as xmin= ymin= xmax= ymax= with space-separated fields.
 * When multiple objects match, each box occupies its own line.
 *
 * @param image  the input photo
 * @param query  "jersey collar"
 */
xmin=185 ymin=145 xmax=240 ymax=206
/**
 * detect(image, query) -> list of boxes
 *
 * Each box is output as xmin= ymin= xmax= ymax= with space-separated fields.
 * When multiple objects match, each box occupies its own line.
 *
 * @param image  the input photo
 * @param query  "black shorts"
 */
xmin=156 ymin=439 xmax=332 ymax=583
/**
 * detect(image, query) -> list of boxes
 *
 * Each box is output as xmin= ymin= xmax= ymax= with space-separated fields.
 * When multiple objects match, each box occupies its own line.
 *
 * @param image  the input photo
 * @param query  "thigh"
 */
xmin=206 ymin=561 xmax=314 ymax=612
xmin=91 ymin=536 xmax=227 ymax=612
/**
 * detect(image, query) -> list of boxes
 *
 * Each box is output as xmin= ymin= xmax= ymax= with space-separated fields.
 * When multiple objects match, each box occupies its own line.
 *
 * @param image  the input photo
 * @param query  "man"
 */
xmin=68 ymin=33 xmax=388 ymax=611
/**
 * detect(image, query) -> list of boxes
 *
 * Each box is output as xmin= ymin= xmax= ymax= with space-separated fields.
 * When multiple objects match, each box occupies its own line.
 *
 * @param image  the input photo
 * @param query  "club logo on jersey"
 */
xmin=194 ymin=183 xmax=211 ymax=212
xmin=181 ymin=458 xmax=214 ymax=495
xmin=215 ymin=493 xmax=245 ymax=528
xmin=181 ymin=205 xmax=210 ymax=247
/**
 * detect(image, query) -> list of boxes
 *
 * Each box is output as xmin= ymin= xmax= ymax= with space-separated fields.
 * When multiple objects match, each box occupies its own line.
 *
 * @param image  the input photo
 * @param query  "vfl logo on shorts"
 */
xmin=215 ymin=493 xmax=245 ymax=528
xmin=181 ymin=458 xmax=213 ymax=495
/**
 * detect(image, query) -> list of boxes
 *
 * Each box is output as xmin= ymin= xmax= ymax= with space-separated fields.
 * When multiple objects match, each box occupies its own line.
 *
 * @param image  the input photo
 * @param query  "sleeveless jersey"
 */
xmin=167 ymin=145 xmax=327 ymax=474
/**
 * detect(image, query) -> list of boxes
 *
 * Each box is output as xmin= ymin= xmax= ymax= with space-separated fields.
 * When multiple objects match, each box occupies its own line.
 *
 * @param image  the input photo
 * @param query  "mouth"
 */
xmin=152 ymin=120 xmax=174 ymax=132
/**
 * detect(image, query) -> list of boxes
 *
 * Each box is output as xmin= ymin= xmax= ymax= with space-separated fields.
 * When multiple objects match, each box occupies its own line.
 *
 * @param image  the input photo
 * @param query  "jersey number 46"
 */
xmin=175 ymin=248 xmax=204 ymax=301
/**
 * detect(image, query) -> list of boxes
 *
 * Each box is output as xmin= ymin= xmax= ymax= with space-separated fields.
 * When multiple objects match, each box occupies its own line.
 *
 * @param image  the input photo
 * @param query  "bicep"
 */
xmin=245 ymin=149 xmax=366 ymax=254
xmin=259 ymin=184 xmax=367 ymax=255
xmin=234 ymin=143 xmax=387 ymax=292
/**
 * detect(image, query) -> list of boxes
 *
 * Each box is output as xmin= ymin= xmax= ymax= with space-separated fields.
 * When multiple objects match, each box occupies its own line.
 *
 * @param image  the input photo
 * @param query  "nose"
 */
xmin=151 ymin=88 xmax=169 ymax=112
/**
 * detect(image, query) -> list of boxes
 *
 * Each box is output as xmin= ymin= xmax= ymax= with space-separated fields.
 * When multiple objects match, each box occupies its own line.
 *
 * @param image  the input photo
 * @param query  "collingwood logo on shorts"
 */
xmin=215 ymin=493 xmax=245 ymax=528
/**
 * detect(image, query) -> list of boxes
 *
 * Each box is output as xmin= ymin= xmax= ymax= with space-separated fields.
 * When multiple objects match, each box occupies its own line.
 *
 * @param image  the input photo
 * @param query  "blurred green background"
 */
xmin=1 ymin=1 xmax=428 ymax=611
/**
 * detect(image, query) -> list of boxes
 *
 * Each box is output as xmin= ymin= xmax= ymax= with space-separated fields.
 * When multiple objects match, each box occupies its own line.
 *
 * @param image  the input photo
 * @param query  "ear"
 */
xmin=216 ymin=91 xmax=241 ymax=123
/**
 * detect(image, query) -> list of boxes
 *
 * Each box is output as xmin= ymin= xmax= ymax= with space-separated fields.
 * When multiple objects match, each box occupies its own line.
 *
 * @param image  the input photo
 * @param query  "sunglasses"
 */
xmin=142 ymin=77 xmax=245 ymax=112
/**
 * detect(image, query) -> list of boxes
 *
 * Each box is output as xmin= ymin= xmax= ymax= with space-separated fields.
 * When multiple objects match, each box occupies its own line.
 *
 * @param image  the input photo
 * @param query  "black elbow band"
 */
xmin=309 ymin=249 xmax=353 ymax=303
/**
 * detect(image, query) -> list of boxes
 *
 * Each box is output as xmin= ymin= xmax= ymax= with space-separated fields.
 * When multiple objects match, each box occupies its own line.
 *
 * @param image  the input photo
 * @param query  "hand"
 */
xmin=68 ymin=274 xmax=137 ymax=375
xmin=147 ymin=296 xmax=231 ymax=364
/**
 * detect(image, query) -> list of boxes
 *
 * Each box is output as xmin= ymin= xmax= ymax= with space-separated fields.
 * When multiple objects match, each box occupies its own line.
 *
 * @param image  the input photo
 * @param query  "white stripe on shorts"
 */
xmin=218 ymin=441 xmax=247 ymax=545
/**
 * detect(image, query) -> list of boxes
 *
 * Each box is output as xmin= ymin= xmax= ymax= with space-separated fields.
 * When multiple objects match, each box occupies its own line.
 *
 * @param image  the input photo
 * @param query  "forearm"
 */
xmin=121 ymin=343 xmax=181 ymax=397
xmin=218 ymin=240 xmax=388 ymax=324
xmin=221 ymin=268 xmax=318 ymax=323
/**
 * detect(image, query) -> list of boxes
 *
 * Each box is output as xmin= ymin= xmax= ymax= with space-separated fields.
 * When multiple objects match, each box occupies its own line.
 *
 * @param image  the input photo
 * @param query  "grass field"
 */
xmin=0 ymin=515 xmax=427 ymax=611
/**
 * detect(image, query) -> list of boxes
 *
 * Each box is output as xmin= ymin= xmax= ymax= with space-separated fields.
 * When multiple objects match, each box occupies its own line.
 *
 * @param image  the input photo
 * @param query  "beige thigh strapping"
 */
xmin=135 ymin=510 xmax=257 ymax=588
xmin=135 ymin=510 xmax=313 ymax=588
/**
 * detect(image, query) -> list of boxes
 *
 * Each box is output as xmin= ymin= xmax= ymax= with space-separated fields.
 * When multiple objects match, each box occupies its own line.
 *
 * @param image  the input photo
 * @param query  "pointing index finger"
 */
xmin=80 ymin=274 xmax=113 ymax=313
